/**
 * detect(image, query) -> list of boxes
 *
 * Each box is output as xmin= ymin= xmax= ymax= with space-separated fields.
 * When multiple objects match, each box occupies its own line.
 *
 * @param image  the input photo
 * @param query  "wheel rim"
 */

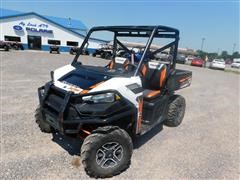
xmin=96 ymin=142 xmax=123 ymax=168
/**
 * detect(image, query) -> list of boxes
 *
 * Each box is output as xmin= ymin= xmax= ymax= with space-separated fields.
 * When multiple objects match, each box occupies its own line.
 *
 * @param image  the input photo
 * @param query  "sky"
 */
xmin=1 ymin=0 xmax=239 ymax=53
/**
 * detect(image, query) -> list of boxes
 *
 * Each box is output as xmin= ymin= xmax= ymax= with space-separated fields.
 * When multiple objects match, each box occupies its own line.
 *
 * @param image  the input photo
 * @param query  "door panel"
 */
xmin=28 ymin=35 xmax=41 ymax=50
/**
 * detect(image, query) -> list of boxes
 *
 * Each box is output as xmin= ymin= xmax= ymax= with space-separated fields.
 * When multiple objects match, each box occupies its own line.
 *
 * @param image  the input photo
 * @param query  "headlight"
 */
xmin=82 ymin=93 xmax=118 ymax=103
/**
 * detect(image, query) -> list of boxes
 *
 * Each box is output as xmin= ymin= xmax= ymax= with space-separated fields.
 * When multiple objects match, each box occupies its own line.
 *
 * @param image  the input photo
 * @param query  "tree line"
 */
xmin=196 ymin=50 xmax=240 ymax=60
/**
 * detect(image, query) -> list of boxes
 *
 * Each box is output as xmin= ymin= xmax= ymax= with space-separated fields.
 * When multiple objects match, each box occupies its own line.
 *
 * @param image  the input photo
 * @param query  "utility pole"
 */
xmin=201 ymin=38 xmax=205 ymax=51
xmin=232 ymin=43 xmax=236 ymax=54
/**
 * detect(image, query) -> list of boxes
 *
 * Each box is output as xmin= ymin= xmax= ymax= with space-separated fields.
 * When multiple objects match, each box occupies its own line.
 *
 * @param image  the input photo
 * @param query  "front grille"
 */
xmin=43 ymin=86 xmax=66 ymax=115
xmin=45 ymin=94 xmax=64 ymax=112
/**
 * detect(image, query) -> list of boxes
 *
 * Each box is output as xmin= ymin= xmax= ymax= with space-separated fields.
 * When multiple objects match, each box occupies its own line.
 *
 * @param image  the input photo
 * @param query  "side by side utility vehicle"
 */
xmin=35 ymin=26 xmax=192 ymax=178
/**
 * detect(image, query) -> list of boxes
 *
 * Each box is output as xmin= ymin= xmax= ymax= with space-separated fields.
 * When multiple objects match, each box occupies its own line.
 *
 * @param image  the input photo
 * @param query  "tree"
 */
xmin=232 ymin=51 xmax=240 ymax=59
xmin=196 ymin=50 xmax=207 ymax=59
xmin=208 ymin=53 xmax=218 ymax=60
xmin=220 ymin=51 xmax=229 ymax=59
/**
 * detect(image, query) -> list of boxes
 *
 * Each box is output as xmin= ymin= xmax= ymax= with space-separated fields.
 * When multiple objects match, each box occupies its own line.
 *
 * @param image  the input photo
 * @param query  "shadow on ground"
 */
xmin=51 ymin=124 xmax=163 ymax=156
xmin=133 ymin=124 xmax=163 ymax=149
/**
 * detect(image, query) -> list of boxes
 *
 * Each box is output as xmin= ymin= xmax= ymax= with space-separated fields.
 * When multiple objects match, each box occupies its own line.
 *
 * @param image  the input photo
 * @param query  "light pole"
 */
xmin=201 ymin=38 xmax=205 ymax=51
xmin=232 ymin=43 xmax=236 ymax=54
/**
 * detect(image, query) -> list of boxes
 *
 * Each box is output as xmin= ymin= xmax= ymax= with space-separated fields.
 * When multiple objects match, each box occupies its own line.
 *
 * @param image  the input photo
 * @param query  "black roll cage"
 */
xmin=72 ymin=26 xmax=179 ymax=76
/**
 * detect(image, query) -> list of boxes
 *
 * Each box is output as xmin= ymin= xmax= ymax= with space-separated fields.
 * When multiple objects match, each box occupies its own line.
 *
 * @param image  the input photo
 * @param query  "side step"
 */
xmin=140 ymin=116 xmax=164 ymax=135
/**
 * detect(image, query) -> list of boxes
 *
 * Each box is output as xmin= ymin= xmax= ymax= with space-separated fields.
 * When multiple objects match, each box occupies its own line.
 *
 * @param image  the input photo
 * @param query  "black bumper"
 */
xmin=38 ymin=83 xmax=135 ymax=135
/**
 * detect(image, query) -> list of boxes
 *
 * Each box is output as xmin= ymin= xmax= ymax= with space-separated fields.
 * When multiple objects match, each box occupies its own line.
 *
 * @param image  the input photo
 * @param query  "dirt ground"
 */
xmin=0 ymin=51 xmax=239 ymax=179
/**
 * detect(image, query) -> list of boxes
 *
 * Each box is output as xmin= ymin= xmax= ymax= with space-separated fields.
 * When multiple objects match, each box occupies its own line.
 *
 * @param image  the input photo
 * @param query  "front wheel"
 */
xmin=81 ymin=126 xmax=133 ymax=178
xmin=35 ymin=106 xmax=52 ymax=133
xmin=164 ymin=95 xmax=186 ymax=127
xmin=4 ymin=45 xmax=9 ymax=51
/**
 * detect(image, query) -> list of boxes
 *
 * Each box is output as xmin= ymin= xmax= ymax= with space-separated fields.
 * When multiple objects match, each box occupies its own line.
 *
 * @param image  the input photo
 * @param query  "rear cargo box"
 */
xmin=174 ymin=69 xmax=192 ymax=90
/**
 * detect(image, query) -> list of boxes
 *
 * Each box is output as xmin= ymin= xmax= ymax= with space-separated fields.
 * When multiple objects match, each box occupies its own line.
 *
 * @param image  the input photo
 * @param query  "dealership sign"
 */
xmin=26 ymin=27 xmax=53 ymax=33
xmin=13 ymin=25 xmax=23 ymax=31
xmin=13 ymin=21 xmax=53 ymax=33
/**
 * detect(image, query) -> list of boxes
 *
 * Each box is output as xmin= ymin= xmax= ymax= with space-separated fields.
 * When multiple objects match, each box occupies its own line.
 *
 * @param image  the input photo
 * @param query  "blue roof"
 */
xmin=0 ymin=8 xmax=21 ymax=17
xmin=0 ymin=8 xmax=87 ymax=30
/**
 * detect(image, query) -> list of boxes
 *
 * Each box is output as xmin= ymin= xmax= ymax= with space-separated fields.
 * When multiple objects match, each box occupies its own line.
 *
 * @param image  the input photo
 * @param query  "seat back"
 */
xmin=141 ymin=61 xmax=167 ymax=90
xmin=108 ymin=57 xmax=129 ymax=70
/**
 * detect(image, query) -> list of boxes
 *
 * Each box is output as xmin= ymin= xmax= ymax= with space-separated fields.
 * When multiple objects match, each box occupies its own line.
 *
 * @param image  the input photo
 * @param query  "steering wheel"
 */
xmin=124 ymin=63 xmax=137 ymax=71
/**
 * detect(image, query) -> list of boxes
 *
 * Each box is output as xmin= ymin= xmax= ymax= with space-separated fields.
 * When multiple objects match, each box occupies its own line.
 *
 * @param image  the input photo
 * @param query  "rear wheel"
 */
xmin=4 ymin=45 xmax=9 ymax=51
xmin=35 ymin=106 xmax=52 ymax=133
xmin=105 ymin=53 xmax=112 ymax=60
xmin=164 ymin=95 xmax=186 ymax=127
xmin=14 ymin=45 xmax=19 ymax=50
xmin=81 ymin=126 xmax=133 ymax=178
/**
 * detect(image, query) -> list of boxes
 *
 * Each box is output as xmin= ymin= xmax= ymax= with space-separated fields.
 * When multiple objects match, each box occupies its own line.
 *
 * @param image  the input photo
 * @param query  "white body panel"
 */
xmin=53 ymin=64 xmax=83 ymax=92
xmin=231 ymin=62 xmax=240 ymax=68
xmin=90 ymin=77 xmax=142 ymax=106
xmin=52 ymin=64 xmax=142 ymax=107
xmin=54 ymin=64 xmax=75 ymax=80
xmin=210 ymin=59 xmax=225 ymax=70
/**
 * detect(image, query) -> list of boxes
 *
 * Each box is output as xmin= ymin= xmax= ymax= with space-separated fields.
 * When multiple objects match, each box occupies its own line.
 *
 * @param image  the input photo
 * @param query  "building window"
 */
xmin=67 ymin=41 xmax=78 ymax=46
xmin=4 ymin=36 xmax=21 ymax=42
xmin=48 ymin=39 xmax=61 ymax=45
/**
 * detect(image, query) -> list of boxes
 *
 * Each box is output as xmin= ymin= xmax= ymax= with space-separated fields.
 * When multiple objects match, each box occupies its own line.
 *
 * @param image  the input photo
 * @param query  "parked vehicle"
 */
xmin=49 ymin=45 xmax=60 ymax=54
xmin=231 ymin=58 xmax=240 ymax=69
xmin=209 ymin=59 xmax=225 ymax=70
xmin=225 ymin=58 xmax=233 ymax=65
xmin=185 ymin=55 xmax=196 ymax=62
xmin=92 ymin=43 xmax=113 ymax=59
xmin=176 ymin=54 xmax=186 ymax=64
xmin=69 ymin=46 xmax=79 ymax=55
xmin=69 ymin=46 xmax=89 ymax=55
xmin=12 ymin=42 xmax=24 ymax=50
xmin=191 ymin=58 xmax=204 ymax=67
xmin=35 ymin=26 xmax=192 ymax=178
xmin=0 ymin=41 xmax=10 ymax=51
xmin=155 ymin=51 xmax=169 ymax=60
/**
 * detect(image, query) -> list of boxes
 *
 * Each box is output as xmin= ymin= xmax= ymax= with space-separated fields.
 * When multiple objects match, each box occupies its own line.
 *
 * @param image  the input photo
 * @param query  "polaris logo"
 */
xmin=26 ymin=27 xmax=53 ymax=33
xmin=13 ymin=25 xmax=23 ymax=31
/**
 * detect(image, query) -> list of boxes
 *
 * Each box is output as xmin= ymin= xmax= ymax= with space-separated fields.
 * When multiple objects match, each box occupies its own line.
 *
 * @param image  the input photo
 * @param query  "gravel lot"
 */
xmin=0 ymin=51 xmax=239 ymax=179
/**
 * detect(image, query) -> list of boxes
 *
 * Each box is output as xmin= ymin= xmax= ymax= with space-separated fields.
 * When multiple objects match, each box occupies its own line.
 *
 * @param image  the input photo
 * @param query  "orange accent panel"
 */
xmin=80 ymin=128 xmax=91 ymax=135
xmin=124 ymin=60 xmax=130 ymax=70
xmin=146 ymin=90 xmax=161 ymax=98
xmin=179 ymin=77 xmax=191 ymax=83
xmin=141 ymin=64 xmax=147 ymax=76
xmin=80 ymin=89 xmax=90 ymax=94
xmin=160 ymin=67 xmax=166 ymax=88
xmin=136 ymin=97 xmax=143 ymax=134
xmin=69 ymin=87 xmax=82 ymax=93
xmin=109 ymin=61 xmax=114 ymax=69
xmin=89 ymin=82 xmax=104 ymax=89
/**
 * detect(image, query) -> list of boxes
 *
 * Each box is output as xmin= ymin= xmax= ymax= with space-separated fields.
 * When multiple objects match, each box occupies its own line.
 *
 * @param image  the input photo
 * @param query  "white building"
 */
xmin=0 ymin=9 xmax=105 ymax=52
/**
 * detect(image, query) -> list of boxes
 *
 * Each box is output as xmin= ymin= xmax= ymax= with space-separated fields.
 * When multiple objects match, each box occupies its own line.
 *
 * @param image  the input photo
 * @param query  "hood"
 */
xmin=58 ymin=67 xmax=109 ymax=90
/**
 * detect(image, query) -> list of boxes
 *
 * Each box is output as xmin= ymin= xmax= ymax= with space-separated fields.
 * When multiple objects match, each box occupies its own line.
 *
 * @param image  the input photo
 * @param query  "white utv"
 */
xmin=36 ymin=26 xmax=192 ymax=178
